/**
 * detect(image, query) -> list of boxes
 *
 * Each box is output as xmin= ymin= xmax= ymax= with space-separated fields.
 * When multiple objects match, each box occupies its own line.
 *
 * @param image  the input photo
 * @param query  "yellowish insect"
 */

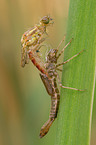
xmin=21 ymin=16 xmax=53 ymax=67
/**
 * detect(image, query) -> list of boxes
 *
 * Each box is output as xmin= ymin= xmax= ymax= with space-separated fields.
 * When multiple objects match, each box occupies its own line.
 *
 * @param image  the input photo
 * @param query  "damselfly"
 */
xmin=21 ymin=16 xmax=53 ymax=67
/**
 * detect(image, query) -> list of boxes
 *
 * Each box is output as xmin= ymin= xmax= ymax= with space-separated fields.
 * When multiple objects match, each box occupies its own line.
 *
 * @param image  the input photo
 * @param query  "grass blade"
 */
xmin=55 ymin=0 xmax=96 ymax=145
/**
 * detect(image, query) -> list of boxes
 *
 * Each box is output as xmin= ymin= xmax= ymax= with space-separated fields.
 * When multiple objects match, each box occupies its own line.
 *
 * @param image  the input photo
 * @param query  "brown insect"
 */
xmin=39 ymin=36 xmax=84 ymax=138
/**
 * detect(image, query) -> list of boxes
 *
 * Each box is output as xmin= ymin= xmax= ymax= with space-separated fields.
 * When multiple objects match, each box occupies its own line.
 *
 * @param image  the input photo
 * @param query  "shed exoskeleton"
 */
xmin=39 ymin=36 xmax=84 ymax=138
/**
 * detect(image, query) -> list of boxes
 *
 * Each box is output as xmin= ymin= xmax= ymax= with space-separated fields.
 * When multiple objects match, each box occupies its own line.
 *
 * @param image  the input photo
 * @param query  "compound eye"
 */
xmin=42 ymin=16 xmax=49 ymax=24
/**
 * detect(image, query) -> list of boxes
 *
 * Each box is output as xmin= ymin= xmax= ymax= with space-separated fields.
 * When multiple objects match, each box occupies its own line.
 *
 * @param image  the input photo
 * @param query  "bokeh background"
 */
xmin=0 ymin=0 xmax=95 ymax=145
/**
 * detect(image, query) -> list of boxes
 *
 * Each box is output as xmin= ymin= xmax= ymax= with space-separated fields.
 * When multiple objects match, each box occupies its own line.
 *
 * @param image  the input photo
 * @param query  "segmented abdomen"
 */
xmin=40 ymin=74 xmax=60 ymax=118
xmin=49 ymin=77 xmax=60 ymax=119
xmin=39 ymin=74 xmax=60 ymax=138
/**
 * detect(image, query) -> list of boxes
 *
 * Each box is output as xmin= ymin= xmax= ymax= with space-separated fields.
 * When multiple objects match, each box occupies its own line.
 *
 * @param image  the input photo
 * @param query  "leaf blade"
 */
xmin=55 ymin=0 xmax=96 ymax=145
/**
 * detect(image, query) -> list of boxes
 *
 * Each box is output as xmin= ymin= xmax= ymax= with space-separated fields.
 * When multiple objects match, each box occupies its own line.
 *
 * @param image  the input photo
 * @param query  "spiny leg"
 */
xmin=56 ymin=38 xmax=73 ymax=59
xmin=56 ymin=49 xmax=84 ymax=67
xmin=59 ymin=84 xmax=84 ymax=91
xmin=56 ymin=35 xmax=66 ymax=52
xmin=56 ymin=68 xmax=63 ymax=72
xmin=56 ymin=73 xmax=84 ymax=91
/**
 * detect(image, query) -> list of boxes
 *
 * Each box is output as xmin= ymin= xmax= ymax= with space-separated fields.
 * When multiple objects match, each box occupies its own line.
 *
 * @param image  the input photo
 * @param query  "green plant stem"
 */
xmin=55 ymin=0 xmax=96 ymax=145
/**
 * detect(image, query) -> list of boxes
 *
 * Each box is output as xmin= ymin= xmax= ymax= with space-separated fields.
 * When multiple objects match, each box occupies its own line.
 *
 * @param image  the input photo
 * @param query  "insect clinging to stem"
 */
xmin=21 ymin=15 xmax=53 ymax=68
xmin=20 ymin=16 xmax=84 ymax=138
xmin=39 ymin=36 xmax=84 ymax=138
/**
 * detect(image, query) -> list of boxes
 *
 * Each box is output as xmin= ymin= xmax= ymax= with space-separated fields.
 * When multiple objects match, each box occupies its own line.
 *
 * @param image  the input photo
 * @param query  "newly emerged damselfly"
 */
xmin=21 ymin=16 xmax=53 ymax=67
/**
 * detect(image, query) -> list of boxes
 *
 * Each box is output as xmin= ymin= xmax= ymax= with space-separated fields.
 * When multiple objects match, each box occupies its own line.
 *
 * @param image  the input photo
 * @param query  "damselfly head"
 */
xmin=40 ymin=16 xmax=53 ymax=25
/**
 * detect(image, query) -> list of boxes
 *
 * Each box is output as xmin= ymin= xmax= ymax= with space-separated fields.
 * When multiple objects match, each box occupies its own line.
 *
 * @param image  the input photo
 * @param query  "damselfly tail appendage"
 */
xmin=40 ymin=119 xmax=54 ymax=138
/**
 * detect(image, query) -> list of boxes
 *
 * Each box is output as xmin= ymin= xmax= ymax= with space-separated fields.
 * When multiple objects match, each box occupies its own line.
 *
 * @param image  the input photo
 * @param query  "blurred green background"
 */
xmin=0 ymin=0 xmax=95 ymax=145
